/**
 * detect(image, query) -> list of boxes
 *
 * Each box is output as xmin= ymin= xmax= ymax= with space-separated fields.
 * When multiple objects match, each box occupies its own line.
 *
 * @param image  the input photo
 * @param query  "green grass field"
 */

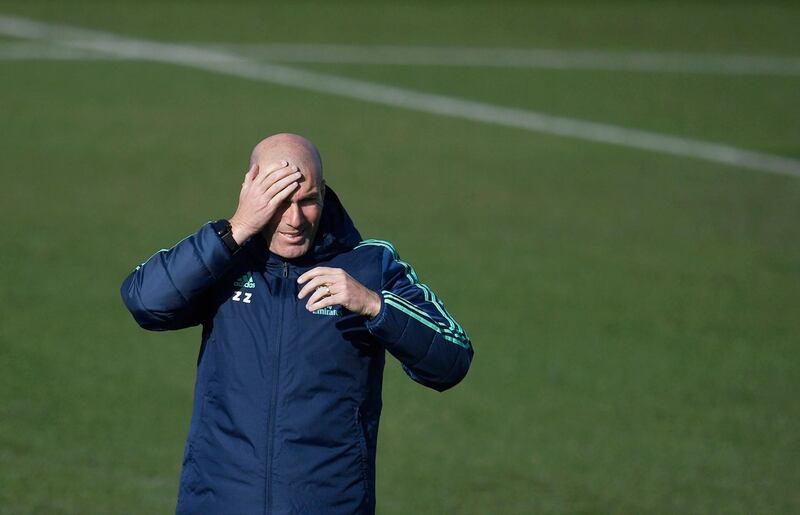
xmin=1 ymin=2 xmax=799 ymax=513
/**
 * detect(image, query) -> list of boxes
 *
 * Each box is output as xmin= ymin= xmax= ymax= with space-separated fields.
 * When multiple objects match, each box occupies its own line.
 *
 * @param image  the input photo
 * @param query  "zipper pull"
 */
xmin=283 ymin=261 xmax=289 ymax=277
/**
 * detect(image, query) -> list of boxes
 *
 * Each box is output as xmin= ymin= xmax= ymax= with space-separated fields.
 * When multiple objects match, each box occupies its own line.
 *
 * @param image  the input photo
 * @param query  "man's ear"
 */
xmin=321 ymin=180 xmax=326 ymax=205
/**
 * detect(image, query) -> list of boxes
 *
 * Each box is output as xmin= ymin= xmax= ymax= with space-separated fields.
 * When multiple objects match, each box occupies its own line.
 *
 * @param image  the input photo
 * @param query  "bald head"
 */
xmin=248 ymin=133 xmax=327 ymax=258
xmin=250 ymin=133 xmax=323 ymax=185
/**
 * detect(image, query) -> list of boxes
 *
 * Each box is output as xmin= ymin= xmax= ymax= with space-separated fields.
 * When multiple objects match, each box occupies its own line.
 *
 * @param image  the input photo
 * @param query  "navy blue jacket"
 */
xmin=120 ymin=187 xmax=474 ymax=514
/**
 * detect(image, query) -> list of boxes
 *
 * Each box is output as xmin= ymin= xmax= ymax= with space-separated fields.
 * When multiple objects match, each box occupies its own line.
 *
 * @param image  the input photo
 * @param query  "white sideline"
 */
xmin=1 ymin=14 xmax=799 ymax=178
xmin=205 ymin=43 xmax=800 ymax=77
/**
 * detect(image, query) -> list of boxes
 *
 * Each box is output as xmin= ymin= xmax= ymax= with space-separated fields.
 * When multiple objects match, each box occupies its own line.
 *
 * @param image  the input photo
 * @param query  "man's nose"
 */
xmin=285 ymin=202 xmax=303 ymax=227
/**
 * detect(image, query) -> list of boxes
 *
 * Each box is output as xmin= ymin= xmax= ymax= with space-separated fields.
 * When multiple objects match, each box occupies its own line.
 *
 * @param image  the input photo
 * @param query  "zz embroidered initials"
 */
xmin=232 ymin=291 xmax=253 ymax=304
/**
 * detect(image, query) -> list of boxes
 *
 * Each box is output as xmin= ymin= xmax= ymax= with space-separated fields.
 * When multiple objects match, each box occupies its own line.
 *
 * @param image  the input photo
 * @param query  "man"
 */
xmin=121 ymin=133 xmax=474 ymax=514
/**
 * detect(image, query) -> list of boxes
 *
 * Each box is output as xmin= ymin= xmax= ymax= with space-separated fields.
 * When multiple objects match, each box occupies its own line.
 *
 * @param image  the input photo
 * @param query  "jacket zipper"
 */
xmin=265 ymin=261 xmax=288 ymax=513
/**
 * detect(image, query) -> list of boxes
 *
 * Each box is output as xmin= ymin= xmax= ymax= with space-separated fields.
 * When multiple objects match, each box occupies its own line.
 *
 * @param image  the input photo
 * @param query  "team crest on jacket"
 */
xmin=233 ymin=272 xmax=256 ymax=289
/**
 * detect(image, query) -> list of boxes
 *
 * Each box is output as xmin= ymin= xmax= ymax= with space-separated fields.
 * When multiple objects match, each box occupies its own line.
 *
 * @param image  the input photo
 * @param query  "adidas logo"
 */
xmin=233 ymin=272 xmax=256 ymax=289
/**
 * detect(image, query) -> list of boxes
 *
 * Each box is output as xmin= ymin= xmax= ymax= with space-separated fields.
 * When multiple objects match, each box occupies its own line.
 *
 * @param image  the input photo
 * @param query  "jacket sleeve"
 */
xmin=364 ymin=241 xmax=474 ymax=392
xmin=120 ymin=222 xmax=236 ymax=331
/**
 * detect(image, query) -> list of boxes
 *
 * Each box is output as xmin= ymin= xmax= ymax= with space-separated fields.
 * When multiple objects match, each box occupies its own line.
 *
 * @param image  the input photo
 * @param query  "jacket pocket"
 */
xmin=354 ymin=406 xmax=370 ymax=485
xmin=176 ymin=442 xmax=199 ymax=511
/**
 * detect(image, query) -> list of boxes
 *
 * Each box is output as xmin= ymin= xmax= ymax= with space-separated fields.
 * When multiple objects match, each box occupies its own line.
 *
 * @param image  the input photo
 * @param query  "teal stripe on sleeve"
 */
xmin=358 ymin=239 xmax=470 ymax=347
xmin=382 ymin=291 xmax=460 ymax=337
xmin=383 ymin=297 xmax=470 ymax=349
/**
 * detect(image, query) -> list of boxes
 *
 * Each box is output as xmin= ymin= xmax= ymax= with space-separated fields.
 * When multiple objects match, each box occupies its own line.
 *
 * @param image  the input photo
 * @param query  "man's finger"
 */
xmin=244 ymin=163 xmax=259 ymax=185
xmin=304 ymin=286 xmax=334 ymax=308
xmin=253 ymin=166 xmax=292 ymax=190
xmin=306 ymin=292 xmax=343 ymax=313
xmin=253 ymin=160 xmax=290 ymax=185
xmin=253 ymin=166 xmax=298 ymax=195
xmin=297 ymin=275 xmax=335 ymax=299
xmin=271 ymin=164 xmax=299 ymax=185
xmin=297 ymin=267 xmax=337 ymax=284
xmin=264 ymin=170 xmax=302 ymax=198
xmin=262 ymin=163 xmax=296 ymax=186
xmin=266 ymin=180 xmax=299 ymax=208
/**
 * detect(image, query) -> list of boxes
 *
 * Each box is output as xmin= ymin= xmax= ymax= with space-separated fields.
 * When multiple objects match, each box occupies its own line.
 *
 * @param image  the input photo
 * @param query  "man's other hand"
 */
xmin=229 ymin=161 xmax=302 ymax=244
xmin=297 ymin=267 xmax=382 ymax=318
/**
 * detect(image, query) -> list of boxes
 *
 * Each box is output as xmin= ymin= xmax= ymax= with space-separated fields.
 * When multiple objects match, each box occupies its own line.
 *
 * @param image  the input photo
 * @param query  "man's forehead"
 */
xmin=254 ymin=152 xmax=316 ymax=170
xmin=291 ymin=173 xmax=323 ymax=201
xmin=254 ymin=150 xmax=321 ymax=177
xmin=253 ymin=139 xmax=319 ymax=167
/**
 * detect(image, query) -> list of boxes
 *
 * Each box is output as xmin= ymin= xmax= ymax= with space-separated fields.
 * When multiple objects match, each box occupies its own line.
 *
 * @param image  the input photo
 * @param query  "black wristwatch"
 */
xmin=212 ymin=219 xmax=242 ymax=255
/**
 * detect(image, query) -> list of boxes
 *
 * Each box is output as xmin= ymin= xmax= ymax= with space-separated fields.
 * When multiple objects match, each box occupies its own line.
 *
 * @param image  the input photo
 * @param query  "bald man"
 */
xmin=121 ymin=133 xmax=474 ymax=514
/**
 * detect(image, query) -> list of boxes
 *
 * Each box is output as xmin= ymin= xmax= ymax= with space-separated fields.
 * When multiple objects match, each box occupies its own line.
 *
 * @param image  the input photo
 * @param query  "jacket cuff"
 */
xmin=364 ymin=293 xmax=399 ymax=345
xmin=364 ymin=294 xmax=388 ymax=329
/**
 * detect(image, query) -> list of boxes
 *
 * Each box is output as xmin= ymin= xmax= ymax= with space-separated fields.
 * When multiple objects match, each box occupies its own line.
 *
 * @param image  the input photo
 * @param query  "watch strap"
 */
xmin=212 ymin=219 xmax=241 ymax=255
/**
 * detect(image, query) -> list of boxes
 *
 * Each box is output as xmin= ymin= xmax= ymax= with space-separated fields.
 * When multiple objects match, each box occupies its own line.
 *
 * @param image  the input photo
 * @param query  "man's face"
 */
xmin=263 ymin=165 xmax=325 ymax=259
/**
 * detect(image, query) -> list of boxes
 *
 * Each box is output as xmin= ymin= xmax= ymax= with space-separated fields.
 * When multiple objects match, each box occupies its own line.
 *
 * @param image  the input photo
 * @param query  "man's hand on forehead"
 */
xmin=253 ymin=160 xmax=294 ymax=181
xmin=229 ymin=160 xmax=302 ymax=244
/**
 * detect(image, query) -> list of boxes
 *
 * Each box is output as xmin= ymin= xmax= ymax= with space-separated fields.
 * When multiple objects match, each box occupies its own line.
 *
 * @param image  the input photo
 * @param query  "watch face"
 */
xmin=214 ymin=219 xmax=231 ymax=236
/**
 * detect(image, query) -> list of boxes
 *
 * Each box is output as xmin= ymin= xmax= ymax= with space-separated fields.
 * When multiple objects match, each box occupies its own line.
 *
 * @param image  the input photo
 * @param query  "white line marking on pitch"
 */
xmin=6 ymin=39 xmax=800 ymax=77
xmin=1 ymin=14 xmax=799 ymax=178
xmin=203 ymin=43 xmax=800 ymax=77
xmin=0 ymin=41 xmax=113 ymax=60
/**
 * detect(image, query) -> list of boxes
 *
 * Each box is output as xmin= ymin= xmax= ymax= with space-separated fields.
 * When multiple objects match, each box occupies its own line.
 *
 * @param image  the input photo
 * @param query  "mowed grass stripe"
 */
xmin=1 ymin=14 xmax=799 ymax=178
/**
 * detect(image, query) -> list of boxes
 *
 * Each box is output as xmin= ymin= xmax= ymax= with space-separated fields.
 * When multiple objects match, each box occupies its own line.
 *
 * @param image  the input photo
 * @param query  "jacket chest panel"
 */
xmin=212 ymin=270 xmax=370 ymax=351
